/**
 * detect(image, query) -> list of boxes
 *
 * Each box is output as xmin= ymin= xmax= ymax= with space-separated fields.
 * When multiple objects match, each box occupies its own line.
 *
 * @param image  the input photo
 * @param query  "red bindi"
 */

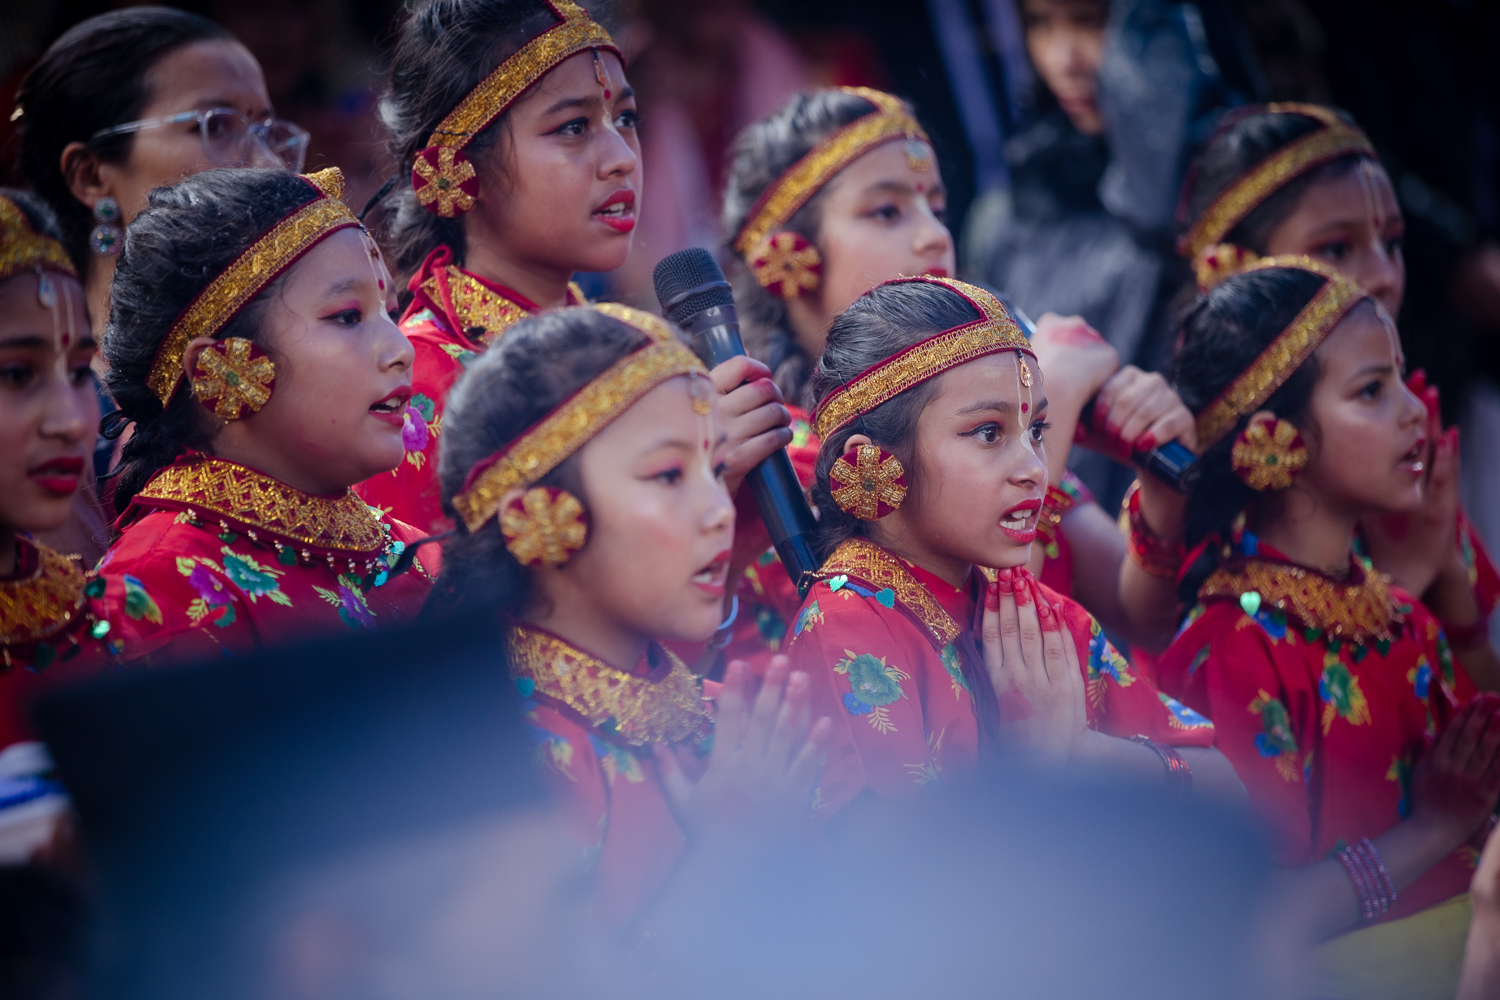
xmin=1021 ymin=402 xmax=1028 ymax=413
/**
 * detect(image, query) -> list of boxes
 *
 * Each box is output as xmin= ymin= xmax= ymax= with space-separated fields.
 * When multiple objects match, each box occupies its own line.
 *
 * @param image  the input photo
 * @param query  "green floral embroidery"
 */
xmin=440 ymin=343 xmax=479 ymax=367
xmin=1386 ymin=752 xmax=1414 ymax=818
xmin=939 ymin=642 xmax=969 ymax=700
xmin=835 ymin=650 xmax=909 ymax=734
xmin=219 ymin=548 xmax=292 ymax=605
xmin=1249 ymin=688 xmax=1300 ymax=783
xmin=122 ymin=575 xmax=162 ymax=624
xmin=1319 ymin=654 xmax=1371 ymax=734
xmin=590 ymin=736 xmax=645 ymax=785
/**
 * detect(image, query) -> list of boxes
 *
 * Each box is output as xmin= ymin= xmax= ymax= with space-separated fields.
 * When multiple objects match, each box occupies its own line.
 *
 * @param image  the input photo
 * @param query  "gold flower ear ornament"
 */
xmin=192 ymin=337 xmax=276 ymax=421
xmin=831 ymin=443 xmax=907 ymax=521
xmin=1232 ymin=415 xmax=1308 ymax=491
xmin=501 ymin=487 xmax=589 ymax=567
xmin=751 ymin=231 xmax=822 ymax=300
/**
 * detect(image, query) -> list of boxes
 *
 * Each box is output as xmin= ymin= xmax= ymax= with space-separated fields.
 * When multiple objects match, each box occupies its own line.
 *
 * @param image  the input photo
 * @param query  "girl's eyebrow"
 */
xmin=0 ymin=334 xmax=49 ymax=350
xmin=1349 ymin=361 xmax=1395 ymax=380
xmin=955 ymin=399 xmax=1014 ymax=416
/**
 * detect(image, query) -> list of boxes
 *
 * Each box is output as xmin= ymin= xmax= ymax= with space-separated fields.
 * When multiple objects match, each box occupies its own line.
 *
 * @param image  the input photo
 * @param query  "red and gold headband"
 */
xmin=732 ymin=87 xmax=931 ymax=264
xmin=146 ymin=168 xmax=359 ymax=407
xmin=452 ymin=303 xmax=708 ymax=532
xmin=0 ymin=195 xmax=76 ymax=284
xmin=1193 ymin=255 xmax=1370 ymax=449
xmin=811 ymin=276 xmax=1031 ymax=440
xmin=1179 ymin=103 xmax=1376 ymax=282
xmin=412 ymin=0 xmax=619 ymax=218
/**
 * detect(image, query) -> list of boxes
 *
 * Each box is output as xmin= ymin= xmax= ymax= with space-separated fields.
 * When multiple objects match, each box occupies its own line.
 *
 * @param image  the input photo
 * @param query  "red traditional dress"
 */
xmin=1156 ymin=541 xmax=1477 ymax=922
xmin=509 ymin=622 xmax=712 ymax=927
xmin=786 ymin=537 xmax=1216 ymax=815
xmin=0 ymin=539 xmax=117 ymax=748
xmin=355 ymin=246 xmax=585 ymax=534
xmin=1035 ymin=472 xmax=1093 ymax=596
xmin=93 ymin=455 xmax=436 ymax=667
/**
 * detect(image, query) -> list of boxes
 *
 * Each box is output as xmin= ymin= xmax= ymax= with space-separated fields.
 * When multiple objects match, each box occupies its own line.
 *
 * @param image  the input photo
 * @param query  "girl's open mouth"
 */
xmin=369 ymin=387 xmax=412 ymax=427
xmin=998 ymin=498 xmax=1042 ymax=543
xmin=691 ymin=549 xmax=731 ymax=596
xmin=593 ymin=190 xmax=636 ymax=233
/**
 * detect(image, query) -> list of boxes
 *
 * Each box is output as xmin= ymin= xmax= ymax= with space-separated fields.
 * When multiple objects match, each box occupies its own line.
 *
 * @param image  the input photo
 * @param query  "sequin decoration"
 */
xmin=192 ymin=337 xmax=276 ymax=420
xmin=0 ymin=542 xmax=87 ymax=647
xmin=815 ymin=538 xmax=963 ymax=648
xmin=750 ymin=231 xmax=822 ymax=299
xmin=412 ymin=146 xmax=479 ymax=218
xmin=1232 ymin=416 xmax=1308 ymax=491
xmin=831 ymin=444 xmax=906 ymax=521
xmin=1194 ymin=256 xmax=1368 ymax=450
xmin=453 ymin=336 xmax=707 ymax=532
xmin=146 ymin=169 xmax=358 ymax=406
xmin=509 ymin=624 xmax=712 ymax=746
xmin=1200 ymin=555 xmax=1402 ymax=646
xmin=0 ymin=194 xmax=76 ymax=284
xmin=134 ymin=456 xmax=387 ymax=555
xmin=423 ymin=265 xmax=528 ymax=344
xmin=733 ymin=88 xmax=929 ymax=259
xmin=1179 ymin=103 xmax=1375 ymax=263
xmin=501 ymin=486 xmax=589 ymax=566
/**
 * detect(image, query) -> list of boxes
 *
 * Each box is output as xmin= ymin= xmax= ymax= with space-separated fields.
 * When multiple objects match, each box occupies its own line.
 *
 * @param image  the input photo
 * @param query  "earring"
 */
xmin=192 ymin=338 xmax=276 ymax=421
xmin=751 ymin=231 xmax=822 ymax=300
xmin=501 ymin=487 xmax=589 ymax=567
xmin=1232 ymin=415 xmax=1308 ymax=491
xmin=831 ymin=443 xmax=907 ymax=521
xmin=412 ymin=146 xmax=478 ymax=218
xmin=90 ymin=197 xmax=122 ymax=257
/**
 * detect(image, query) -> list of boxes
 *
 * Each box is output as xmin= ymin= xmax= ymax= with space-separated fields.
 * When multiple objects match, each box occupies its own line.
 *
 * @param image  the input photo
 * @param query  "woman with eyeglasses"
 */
xmin=13 ymin=7 xmax=310 ymax=567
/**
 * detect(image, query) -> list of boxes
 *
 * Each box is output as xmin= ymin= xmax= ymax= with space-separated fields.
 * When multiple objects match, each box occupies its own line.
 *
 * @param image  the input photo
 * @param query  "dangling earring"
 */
xmin=1232 ymin=415 xmax=1308 ymax=491
xmin=192 ymin=338 xmax=276 ymax=421
xmin=751 ymin=231 xmax=822 ymax=300
xmin=831 ymin=443 xmax=906 ymax=521
xmin=90 ymin=197 xmax=122 ymax=257
xmin=501 ymin=487 xmax=589 ymax=567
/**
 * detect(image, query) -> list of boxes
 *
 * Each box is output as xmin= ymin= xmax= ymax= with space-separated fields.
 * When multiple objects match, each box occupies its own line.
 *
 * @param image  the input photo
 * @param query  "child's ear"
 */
xmin=843 ymin=433 xmax=873 ymax=451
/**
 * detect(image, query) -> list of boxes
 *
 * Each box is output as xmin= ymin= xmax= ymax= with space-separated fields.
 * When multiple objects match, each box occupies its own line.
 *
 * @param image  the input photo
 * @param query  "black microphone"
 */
xmin=654 ymin=249 xmax=822 ymax=597
xmin=999 ymin=296 xmax=1200 ymax=493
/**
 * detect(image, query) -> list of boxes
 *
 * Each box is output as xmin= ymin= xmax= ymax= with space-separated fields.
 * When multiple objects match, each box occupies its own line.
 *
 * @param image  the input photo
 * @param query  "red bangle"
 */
xmin=1126 ymin=735 xmax=1192 ymax=793
xmin=1118 ymin=482 xmax=1186 ymax=580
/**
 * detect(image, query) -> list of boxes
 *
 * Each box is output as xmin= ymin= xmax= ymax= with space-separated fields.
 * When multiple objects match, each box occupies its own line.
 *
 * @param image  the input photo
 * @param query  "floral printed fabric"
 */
xmin=786 ymin=549 xmax=1214 ymax=817
xmin=1156 ymin=589 xmax=1475 ymax=923
xmin=91 ymin=509 xmax=435 ymax=666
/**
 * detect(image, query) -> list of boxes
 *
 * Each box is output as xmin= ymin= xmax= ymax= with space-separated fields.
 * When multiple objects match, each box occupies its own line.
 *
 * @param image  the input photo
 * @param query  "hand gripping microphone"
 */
xmin=999 ymin=296 xmax=1201 ymax=493
xmin=654 ymin=249 xmax=821 ymax=597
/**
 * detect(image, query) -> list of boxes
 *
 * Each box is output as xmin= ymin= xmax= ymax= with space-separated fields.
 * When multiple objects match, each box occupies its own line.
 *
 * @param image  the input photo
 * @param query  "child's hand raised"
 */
xmin=981 ymin=568 xmax=1088 ymax=765
xmin=654 ymin=657 xmax=831 ymax=849
xmin=1410 ymin=693 xmax=1500 ymax=845
xmin=709 ymin=356 xmax=793 ymax=497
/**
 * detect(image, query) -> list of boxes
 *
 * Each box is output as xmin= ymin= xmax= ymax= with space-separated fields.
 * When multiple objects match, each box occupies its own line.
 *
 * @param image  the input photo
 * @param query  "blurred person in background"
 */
xmin=964 ymin=0 xmax=1244 ymax=510
xmin=1176 ymin=103 xmax=1500 ymax=690
xmin=13 ymin=7 xmax=307 ymax=565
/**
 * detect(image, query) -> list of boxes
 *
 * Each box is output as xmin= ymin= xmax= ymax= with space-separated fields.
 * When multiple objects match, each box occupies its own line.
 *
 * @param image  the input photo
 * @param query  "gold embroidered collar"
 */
xmin=1200 ymin=553 xmax=1404 ymax=645
xmin=508 ymin=624 xmax=712 ymax=746
xmin=418 ymin=264 xmax=586 ymax=349
xmin=132 ymin=455 xmax=388 ymax=557
xmin=1 ymin=540 xmax=87 ymax=651
xmin=816 ymin=537 xmax=965 ymax=649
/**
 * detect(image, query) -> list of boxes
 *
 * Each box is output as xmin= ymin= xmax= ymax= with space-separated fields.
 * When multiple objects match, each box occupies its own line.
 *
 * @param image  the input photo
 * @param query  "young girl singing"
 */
xmin=1158 ymin=258 xmax=1500 ymax=995
xmin=1178 ymin=102 xmax=1500 ymax=689
xmin=783 ymin=276 xmax=1237 ymax=815
xmin=92 ymin=167 xmax=435 ymax=666
xmin=357 ymin=0 xmax=637 ymax=533
xmin=430 ymin=302 xmax=828 ymax=926
xmin=0 ymin=191 xmax=113 ymax=747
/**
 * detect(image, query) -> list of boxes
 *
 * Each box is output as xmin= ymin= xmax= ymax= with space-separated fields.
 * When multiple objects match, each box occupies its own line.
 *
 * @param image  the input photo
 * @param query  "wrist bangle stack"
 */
xmin=1125 ymin=734 xmax=1192 ymax=793
xmin=1440 ymin=617 xmax=1491 ymax=651
xmin=1118 ymin=481 xmax=1186 ymax=580
xmin=1336 ymin=837 xmax=1397 ymax=921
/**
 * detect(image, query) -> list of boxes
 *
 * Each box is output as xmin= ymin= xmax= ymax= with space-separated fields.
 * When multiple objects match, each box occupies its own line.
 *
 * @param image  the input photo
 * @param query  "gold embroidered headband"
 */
xmin=0 ymin=195 xmax=76 ymax=284
xmin=1179 ymin=103 xmax=1376 ymax=268
xmin=452 ymin=304 xmax=708 ymax=532
xmin=812 ymin=276 xmax=1032 ymax=440
xmin=146 ymin=168 xmax=359 ymax=407
xmin=412 ymin=0 xmax=619 ymax=218
xmin=1193 ymin=255 xmax=1370 ymax=450
xmin=732 ymin=87 xmax=931 ymax=262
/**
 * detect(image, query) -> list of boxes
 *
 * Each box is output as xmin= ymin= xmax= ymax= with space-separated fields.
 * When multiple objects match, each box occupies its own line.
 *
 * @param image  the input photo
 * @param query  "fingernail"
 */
xmin=1015 ymin=581 xmax=1032 ymax=606
xmin=986 ymin=584 xmax=999 ymax=611
xmin=1135 ymin=432 xmax=1156 ymax=452
xmin=996 ymin=568 xmax=1012 ymax=585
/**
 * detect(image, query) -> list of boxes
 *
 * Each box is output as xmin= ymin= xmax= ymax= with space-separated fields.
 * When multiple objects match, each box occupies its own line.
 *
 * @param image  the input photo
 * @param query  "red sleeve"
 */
xmin=1048 ymin=585 xmax=1216 ymax=748
xmin=1458 ymin=508 xmax=1500 ymax=619
xmin=1159 ymin=604 xmax=1318 ymax=864
xmin=355 ymin=317 xmax=466 ymax=536
xmin=786 ymin=583 xmax=936 ymax=815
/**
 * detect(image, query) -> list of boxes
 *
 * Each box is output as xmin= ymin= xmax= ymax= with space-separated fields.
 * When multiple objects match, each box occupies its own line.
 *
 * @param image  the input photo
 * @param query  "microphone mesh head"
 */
xmin=653 ymin=248 xmax=734 ymax=325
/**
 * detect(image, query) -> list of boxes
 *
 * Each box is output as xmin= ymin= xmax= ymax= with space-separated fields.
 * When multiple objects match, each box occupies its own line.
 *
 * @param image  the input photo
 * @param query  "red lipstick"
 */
xmin=593 ymin=189 xmax=636 ymax=234
xmin=369 ymin=386 xmax=412 ymax=428
xmin=29 ymin=456 xmax=85 ymax=497
xmin=998 ymin=497 xmax=1042 ymax=544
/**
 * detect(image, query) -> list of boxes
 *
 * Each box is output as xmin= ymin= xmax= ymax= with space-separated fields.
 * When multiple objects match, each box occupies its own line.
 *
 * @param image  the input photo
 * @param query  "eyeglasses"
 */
xmin=90 ymin=108 xmax=310 ymax=173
